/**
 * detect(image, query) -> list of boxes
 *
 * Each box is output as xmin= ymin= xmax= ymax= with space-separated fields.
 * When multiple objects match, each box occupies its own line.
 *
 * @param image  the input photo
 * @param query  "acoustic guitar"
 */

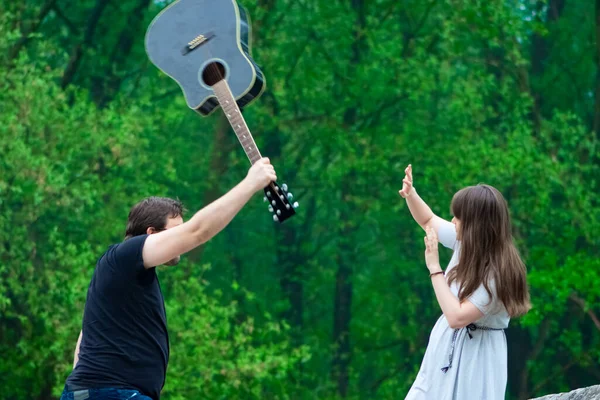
xmin=145 ymin=0 xmax=297 ymax=223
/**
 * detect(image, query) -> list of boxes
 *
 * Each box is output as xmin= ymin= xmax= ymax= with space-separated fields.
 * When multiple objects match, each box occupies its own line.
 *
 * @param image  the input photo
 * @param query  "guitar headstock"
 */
xmin=263 ymin=182 xmax=298 ymax=223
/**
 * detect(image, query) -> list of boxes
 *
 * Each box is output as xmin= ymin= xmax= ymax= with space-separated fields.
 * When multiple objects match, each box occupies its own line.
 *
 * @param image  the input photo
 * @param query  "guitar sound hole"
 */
xmin=202 ymin=61 xmax=226 ymax=86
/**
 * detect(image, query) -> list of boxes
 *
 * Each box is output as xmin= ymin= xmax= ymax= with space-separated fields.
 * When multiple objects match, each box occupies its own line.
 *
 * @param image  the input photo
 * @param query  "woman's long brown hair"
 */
xmin=446 ymin=184 xmax=531 ymax=317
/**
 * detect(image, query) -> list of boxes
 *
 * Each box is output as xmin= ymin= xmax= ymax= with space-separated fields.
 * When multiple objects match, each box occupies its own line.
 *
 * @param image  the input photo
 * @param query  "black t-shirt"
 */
xmin=66 ymin=234 xmax=169 ymax=400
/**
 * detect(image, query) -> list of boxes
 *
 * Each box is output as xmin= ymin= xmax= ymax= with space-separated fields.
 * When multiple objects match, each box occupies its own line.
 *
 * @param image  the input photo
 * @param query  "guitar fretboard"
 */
xmin=212 ymin=80 xmax=262 ymax=164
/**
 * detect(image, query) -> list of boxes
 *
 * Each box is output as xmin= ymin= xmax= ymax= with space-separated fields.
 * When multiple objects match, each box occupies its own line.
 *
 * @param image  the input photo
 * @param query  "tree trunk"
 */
xmin=92 ymin=0 xmax=152 ymax=106
xmin=332 ymin=255 xmax=353 ymax=397
xmin=529 ymin=0 xmax=566 ymax=133
xmin=7 ymin=0 xmax=58 ymax=61
xmin=514 ymin=319 xmax=551 ymax=399
xmin=260 ymin=92 xmax=306 ymax=344
xmin=593 ymin=0 xmax=600 ymax=138
xmin=61 ymin=0 xmax=110 ymax=88
xmin=531 ymin=0 xmax=565 ymax=76
xmin=183 ymin=114 xmax=236 ymax=276
xmin=331 ymin=3 xmax=365 ymax=395
xmin=279 ymin=222 xmax=304 ymax=342
xmin=249 ymin=1 xmax=308 ymax=348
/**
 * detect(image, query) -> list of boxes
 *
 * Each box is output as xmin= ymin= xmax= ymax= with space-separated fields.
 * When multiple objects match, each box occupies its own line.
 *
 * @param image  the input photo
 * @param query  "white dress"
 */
xmin=405 ymin=221 xmax=509 ymax=400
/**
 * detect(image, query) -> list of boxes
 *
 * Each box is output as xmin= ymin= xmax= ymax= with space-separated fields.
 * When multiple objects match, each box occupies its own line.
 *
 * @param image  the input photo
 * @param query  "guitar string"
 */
xmin=203 ymin=38 xmax=288 ymax=212
xmin=205 ymin=44 xmax=262 ymax=165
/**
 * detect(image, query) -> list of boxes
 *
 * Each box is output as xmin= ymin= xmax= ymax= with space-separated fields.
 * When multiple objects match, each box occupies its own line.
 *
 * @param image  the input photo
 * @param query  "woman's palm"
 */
xmin=399 ymin=164 xmax=413 ymax=198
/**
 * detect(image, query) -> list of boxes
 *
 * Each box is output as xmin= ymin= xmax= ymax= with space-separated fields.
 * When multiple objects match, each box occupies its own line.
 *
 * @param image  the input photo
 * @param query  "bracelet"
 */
xmin=429 ymin=270 xmax=444 ymax=278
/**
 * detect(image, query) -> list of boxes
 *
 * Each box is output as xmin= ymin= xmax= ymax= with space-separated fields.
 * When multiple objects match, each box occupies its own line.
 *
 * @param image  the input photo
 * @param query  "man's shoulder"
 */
xmin=96 ymin=235 xmax=149 ymax=276
xmin=97 ymin=242 xmax=122 ymax=266
xmin=105 ymin=235 xmax=149 ymax=258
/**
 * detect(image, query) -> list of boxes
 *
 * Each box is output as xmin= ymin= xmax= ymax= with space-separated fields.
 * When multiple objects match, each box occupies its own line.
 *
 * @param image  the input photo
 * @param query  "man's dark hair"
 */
xmin=125 ymin=197 xmax=184 ymax=239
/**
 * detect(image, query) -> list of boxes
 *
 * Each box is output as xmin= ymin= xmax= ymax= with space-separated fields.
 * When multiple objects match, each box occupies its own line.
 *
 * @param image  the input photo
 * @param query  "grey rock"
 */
xmin=530 ymin=385 xmax=600 ymax=400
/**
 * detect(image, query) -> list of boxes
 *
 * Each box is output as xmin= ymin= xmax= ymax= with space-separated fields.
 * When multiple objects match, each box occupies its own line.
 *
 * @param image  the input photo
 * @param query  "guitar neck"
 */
xmin=212 ymin=80 xmax=262 ymax=164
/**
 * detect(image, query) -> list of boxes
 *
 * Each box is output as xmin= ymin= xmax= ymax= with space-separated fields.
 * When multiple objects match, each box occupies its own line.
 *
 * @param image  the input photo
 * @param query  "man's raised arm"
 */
xmin=142 ymin=158 xmax=276 ymax=268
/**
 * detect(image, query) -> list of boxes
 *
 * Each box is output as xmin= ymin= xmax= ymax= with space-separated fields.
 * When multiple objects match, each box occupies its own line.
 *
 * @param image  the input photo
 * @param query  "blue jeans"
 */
xmin=60 ymin=386 xmax=153 ymax=400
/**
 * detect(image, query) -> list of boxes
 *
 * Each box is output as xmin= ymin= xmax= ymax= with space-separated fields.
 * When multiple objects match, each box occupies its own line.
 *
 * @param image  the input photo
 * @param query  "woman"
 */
xmin=399 ymin=164 xmax=530 ymax=400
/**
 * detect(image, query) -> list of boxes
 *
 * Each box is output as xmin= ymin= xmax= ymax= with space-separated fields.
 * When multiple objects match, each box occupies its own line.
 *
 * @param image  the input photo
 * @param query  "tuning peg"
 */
xmin=263 ymin=196 xmax=267 ymax=202
xmin=286 ymin=204 xmax=291 ymax=209
xmin=282 ymin=183 xmax=288 ymax=191
xmin=271 ymin=200 xmax=276 ymax=206
xmin=267 ymin=191 xmax=272 ymax=197
xmin=287 ymin=192 xmax=293 ymax=200
xmin=293 ymin=201 xmax=299 ymax=209
xmin=276 ymin=209 xmax=281 ymax=216
xmin=273 ymin=214 xmax=279 ymax=222
xmin=268 ymin=205 xmax=274 ymax=212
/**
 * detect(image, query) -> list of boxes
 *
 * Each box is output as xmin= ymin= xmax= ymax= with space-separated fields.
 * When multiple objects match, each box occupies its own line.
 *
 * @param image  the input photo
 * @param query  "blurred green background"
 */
xmin=0 ymin=0 xmax=598 ymax=399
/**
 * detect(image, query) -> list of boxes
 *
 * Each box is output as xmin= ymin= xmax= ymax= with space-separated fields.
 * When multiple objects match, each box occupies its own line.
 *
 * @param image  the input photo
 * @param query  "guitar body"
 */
xmin=145 ymin=0 xmax=265 ymax=115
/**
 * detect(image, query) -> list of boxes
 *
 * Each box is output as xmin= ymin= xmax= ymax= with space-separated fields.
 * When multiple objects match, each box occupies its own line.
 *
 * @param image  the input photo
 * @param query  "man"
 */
xmin=60 ymin=158 xmax=277 ymax=400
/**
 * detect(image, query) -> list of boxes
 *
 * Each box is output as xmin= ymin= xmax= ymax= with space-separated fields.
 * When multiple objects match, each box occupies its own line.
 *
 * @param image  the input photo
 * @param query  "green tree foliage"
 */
xmin=0 ymin=0 xmax=598 ymax=399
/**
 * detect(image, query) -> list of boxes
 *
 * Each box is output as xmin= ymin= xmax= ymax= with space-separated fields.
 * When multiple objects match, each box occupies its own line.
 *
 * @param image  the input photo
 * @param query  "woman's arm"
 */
xmin=430 ymin=274 xmax=484 ymax=328
xmin=399 ymin=164 xmax=449 ymax=233
xmin=425 ymin=227 xmax=484 ymax=328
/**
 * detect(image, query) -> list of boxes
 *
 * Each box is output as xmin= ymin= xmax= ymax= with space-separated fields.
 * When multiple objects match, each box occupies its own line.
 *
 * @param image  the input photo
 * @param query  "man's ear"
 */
xmin=146 ymin=227 xmax=158 ymax=235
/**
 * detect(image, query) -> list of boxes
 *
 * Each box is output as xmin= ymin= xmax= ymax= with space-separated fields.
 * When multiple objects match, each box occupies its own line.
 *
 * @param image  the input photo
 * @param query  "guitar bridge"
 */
xmin=182 ymin=32 xmax=215 ymax=55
